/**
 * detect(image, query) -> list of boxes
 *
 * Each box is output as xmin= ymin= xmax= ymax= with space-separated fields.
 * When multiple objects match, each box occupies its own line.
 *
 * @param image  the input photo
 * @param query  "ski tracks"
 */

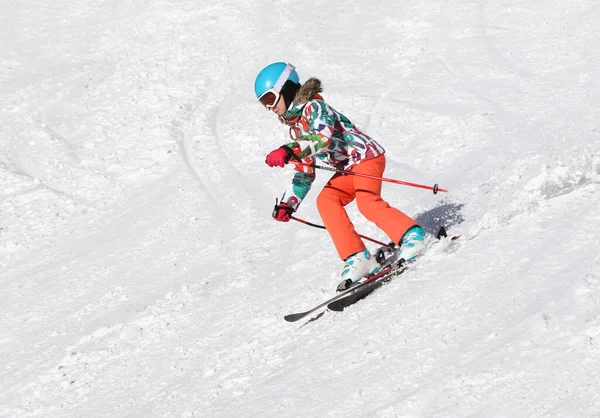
xmin=172 ymin=90 xmax=268 ymax=226
xmin=172 ymin=101 xmax=224 ymax=217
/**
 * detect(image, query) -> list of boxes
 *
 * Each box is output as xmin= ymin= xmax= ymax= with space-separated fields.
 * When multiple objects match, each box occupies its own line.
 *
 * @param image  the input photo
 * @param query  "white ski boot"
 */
xmin=336 ymin=249 xmax=381 ymax=291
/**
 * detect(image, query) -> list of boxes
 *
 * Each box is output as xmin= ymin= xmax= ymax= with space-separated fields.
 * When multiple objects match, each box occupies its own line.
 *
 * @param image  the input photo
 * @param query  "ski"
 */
xmin=327 ymin=263 xmax=408 ymax=311
xmin=284 ymin=228 xmax=460 ymax=323
xmin=327 ymin=231 xmax=461 ymax=312
xmin=283 ymin=261 xmax=403 ymax=323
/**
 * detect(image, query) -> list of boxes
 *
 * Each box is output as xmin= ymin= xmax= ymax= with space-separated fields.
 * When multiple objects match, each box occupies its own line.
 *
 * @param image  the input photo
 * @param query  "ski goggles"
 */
xmin=258 ymin=63 xmax=296 ymax=110
xmin=258 ymin=89 xmax=280 ymax=109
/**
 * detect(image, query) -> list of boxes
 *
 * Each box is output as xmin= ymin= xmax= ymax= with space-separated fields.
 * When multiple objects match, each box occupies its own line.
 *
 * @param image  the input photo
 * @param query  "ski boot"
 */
xmin=336 ymin=249 xmax=381 ymax=292
xmin=397 ymin=226 xmax=428 ymax=263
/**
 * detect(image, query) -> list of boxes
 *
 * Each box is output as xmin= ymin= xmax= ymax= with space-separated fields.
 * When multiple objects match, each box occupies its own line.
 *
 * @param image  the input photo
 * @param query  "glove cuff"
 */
xmin=281 ymin=195 xmax=300 ymax=211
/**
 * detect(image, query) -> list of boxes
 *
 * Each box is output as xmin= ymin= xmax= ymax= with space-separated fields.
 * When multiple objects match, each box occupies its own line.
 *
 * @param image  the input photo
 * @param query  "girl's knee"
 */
xmin=356 ymin=194 xmax=387 ymax=217
xmin=316 ymin=191 xmax=333 ymax=214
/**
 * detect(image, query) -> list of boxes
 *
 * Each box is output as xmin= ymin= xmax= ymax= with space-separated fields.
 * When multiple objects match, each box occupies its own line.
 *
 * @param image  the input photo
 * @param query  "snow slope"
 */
xmin=2 ymin=0 xmax=600 ymax=416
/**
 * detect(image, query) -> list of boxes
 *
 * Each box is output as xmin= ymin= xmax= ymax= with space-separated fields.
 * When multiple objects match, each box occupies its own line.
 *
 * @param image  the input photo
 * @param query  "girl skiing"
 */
xmin=255 ymin=62 xmax=428 ymax=285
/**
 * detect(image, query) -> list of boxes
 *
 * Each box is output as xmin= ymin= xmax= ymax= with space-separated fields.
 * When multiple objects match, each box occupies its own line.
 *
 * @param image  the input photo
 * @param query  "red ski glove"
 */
xmin=265 ymin=146 xmax=293 ymax=168
xmin=272 ymin=201 xmax=294 ymax=222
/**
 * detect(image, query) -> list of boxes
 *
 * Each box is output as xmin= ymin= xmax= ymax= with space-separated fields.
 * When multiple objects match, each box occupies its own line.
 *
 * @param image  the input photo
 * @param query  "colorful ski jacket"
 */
xmin=277 ymin=78 xmax=385 ymax=211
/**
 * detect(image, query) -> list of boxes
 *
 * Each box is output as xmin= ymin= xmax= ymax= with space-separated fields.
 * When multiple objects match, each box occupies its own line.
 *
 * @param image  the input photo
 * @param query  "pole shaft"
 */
xmin=291 ymin=216 xmax=388 ymax=247
xmin=297 ymin=163 xmax=447 ymax=193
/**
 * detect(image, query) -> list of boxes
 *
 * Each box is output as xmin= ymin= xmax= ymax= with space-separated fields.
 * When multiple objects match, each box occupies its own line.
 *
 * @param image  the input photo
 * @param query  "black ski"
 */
xmin=328 ymin=229 xmax=460 ymax=311
xmin=327 ymin=263 xmax=408 ymax=311
xmin=284 ymin=228 xmax=460 ymax=323
xmin=284 ymin=262 xmax=403 ymax=323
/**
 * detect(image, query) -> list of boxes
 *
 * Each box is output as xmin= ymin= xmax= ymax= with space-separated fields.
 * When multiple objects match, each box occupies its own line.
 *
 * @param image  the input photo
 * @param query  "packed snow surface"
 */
xmin=2 ymin=0 xmax=600 ymax=416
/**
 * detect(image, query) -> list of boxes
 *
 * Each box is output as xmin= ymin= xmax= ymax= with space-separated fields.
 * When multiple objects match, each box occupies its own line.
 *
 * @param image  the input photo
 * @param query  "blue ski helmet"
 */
xmin=254 ymin=62 xmax=300 ymax=99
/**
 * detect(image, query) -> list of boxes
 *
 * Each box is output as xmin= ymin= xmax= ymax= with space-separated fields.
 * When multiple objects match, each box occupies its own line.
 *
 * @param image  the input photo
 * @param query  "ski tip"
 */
xmin=284 ymin=313 xmax=305 ymax=322
xmin=327 ymin=303 xmax=345 ymax=312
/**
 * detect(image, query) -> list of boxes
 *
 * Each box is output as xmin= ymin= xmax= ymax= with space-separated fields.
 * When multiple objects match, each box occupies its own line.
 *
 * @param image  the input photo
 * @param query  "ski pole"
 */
xmin=291 ymin=216 xmax=388 ymax=247
xmin=296 ymin=163 xmax=447 ymax=194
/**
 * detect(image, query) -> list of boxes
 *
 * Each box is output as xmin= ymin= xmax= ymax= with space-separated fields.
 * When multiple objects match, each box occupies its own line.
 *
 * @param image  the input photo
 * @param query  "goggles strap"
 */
xmin=272 ymin=63 xmax=295 ymax=94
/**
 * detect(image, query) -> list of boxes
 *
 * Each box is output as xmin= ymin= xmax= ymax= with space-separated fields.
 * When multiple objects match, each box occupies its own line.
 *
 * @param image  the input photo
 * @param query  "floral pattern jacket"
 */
xmin=276 ymin=78 xmax=385 ymax=211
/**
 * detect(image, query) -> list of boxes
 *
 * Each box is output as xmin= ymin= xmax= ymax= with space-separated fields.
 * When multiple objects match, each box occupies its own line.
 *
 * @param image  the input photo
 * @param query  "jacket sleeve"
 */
xmin=279 ymin=159 xmax=315 ymax=211
xmin=285 ymin=101 xmax=334 ymax=161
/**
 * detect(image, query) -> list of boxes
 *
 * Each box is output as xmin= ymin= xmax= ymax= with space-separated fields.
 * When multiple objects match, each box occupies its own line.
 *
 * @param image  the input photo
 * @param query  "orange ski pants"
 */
xmin=316 ymin=155 xmax=417 ymax=261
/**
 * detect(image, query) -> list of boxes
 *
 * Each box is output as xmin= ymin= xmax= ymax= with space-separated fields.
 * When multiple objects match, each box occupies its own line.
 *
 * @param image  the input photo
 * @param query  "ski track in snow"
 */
xmin=2 ymin=0 xmax=600 ymax=417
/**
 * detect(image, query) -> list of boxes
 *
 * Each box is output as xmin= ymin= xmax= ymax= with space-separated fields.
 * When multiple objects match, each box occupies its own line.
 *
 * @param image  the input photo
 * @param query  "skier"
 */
xmin=255 ymin=62 xmax=428 ymax=285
